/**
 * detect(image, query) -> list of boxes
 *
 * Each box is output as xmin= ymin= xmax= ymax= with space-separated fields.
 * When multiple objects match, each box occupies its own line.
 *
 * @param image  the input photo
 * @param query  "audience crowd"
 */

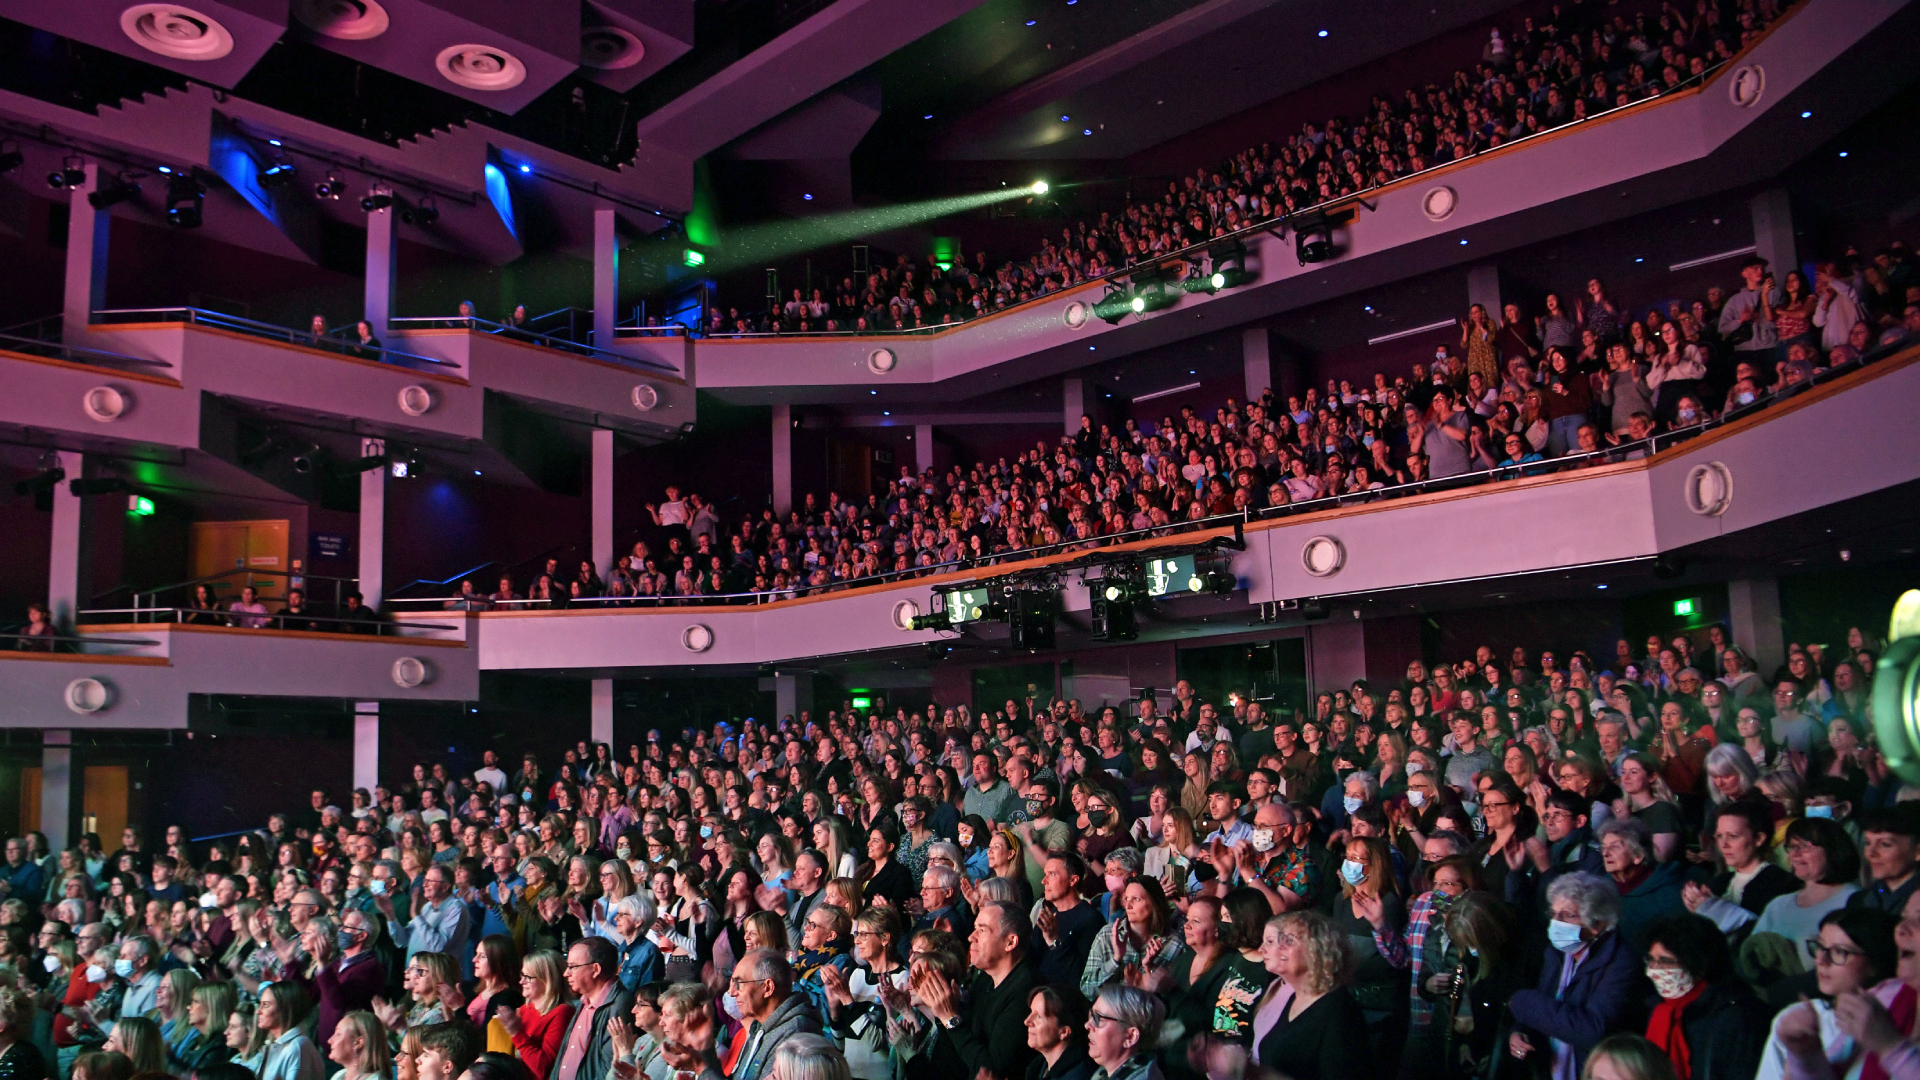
xmin=431 ymin=242 xmax=1918 ymax=609
xmin=0 ymin=618 xmax=1908 ymax=1080
xmin=704 ymin=0 xmax=1793 ymax=337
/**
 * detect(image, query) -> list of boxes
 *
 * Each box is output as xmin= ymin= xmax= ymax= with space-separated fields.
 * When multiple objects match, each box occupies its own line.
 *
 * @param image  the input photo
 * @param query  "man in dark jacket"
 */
xmin=727 ymin=949 xmax=824 ymax=1080
xmin=919 ymin=900 xmax=1039 ymax=1080
xmin=549 ymin=937 xmax=637 ymax=1080
xmin=1509 ymin=872 xmax=1652 ymax=1080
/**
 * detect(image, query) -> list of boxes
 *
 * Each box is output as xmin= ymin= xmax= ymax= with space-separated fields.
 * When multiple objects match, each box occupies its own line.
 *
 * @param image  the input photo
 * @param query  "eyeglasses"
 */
xmin=1806 ymin=940 xmax=1866 ymax=965
xmin=1087 ymin=1011 xmax=1127 ymax=1030
xmin=729 ymin=975 xmax=772 ymax=988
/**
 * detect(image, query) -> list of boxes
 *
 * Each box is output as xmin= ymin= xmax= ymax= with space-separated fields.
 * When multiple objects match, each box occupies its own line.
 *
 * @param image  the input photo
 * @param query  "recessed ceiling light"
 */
xmin=1026 ymin=19 xmax=1036 ymax=25
xmin=1082 ymin=128 xmax=1092 ymax=135
xmin=1838 ymin=150 xmax=1849 ymax=158
xmin=1317 ymin=29 xmax=1328 ymax=37
xmin=1800 ymin=110 xmax=1812 ymax=118
xmin=1596 ymin=583 xmax=1608 ymax=589
xmin=1459 ymin=238 xmax=1469 ymax=245
xmin=1634 ymin=256 xmax=1644 ymax=263
xmin=268 ymin=139 xmax=282 ymax=146
xmin=1060 ymin=115 xmax=1070 ymax=122
xmin=870 ymin=390 xmax=877 ymax=395
xmin=803 ymin=193 xmax=813 ymax=200
xmin=518 ymin=163 xmax=531 ymax=173
xmin=923 ymin=114 xmax=933 ymax=120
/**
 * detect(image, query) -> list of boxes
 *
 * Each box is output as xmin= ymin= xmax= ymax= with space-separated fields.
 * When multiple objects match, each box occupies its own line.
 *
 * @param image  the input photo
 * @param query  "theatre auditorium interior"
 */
xmin=4 ymin=0 xmax=1920 ymax=1078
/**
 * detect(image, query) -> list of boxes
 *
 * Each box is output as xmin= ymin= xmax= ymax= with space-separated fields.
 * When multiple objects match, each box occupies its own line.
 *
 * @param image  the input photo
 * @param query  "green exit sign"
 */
xmin=1673 ymin=598 xmax=1698 ymax=617
xmin=683 ymin=248 xmax=705 ymax=267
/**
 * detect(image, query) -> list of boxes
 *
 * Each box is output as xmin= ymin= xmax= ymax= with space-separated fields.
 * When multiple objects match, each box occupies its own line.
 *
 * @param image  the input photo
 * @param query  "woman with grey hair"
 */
xmin=1509 ymin=872 xmax=1649 ymax=1079
xmin=768 ymin=1033 xmax=850 ymax=1080
xmin=1086 ymin=984 xmax=1165 ymax=1080
xmin=1598 ymin=817 xmax=1685 ymax=944
xmin=1698 ymin=742 xmax=1761 ymax=861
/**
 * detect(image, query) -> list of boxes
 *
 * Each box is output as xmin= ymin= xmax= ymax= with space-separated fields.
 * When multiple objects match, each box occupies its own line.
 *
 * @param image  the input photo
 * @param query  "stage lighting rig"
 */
xmin=1093 ymin=282 xmax=1134 ymax=325
xmin=400 ymin=199 xmax=439 ymax=226
xmin=1191 ymin=239 xmax=1252 ymax=293
xmin=314 ymin=174 xmax=343 ymax=199
xmin=166 ymin=172 xmax=204 ymax=228
xmin=1293 ymin=211 xmax=1333 ymax=264
xmin=360 ymin=189 xmax=393 ymax=212
xmin=47 ymin=157 xmax=86 ymax=189
xmin=87 ymin=176 xmax=141 ymax=210
xmin=0 ymin=142 xmax=22 ymax=174
xmin=258 ymin=162 xmax=296 ymax=188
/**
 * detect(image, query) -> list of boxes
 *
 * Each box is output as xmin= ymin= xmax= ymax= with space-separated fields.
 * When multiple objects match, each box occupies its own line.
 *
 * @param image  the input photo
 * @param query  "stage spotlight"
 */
xmin=314 ymin=174 xmax=342 ymax=199
xmin=14 ymin=466 xmax=65 ymax=512
xmin=291 ymin=445 xmax=323 ymax=474
xmin=349 ymin=452 xmax=389 ymax=473
xmin=1031 ymin=180 xmax=1049 ymax=195
xmin=1188 ymin=568 xmax=1237 ymax=596
xmin=166 ymin=173 xmax=204 ymax=228
xmin=909 ymin=611 xmax=952 ymax=632
xmin=1294 ymin=212 xmax=1333 ymax=264
xmin=67 ymin=477 xmax=129 ymax=496
xmin=1008 ymin=590 xmax=1056 ymax=651
xmin=1127 ymin=267 xmax=1179 ymax=315
xmin=400 ymin=200 xmax=438 ymax=226
xmin=0 ymin=143 xmax=21 ymax=174
xmin=87 ymin=176 xmax=141 ymax=210
xmin=1093 ymin=282 xmax=1134 ymax=324
xmin=360 ymin=191 xmax=393 ymax=212
xmin=47 ymin=158 xmax=86 ymax=189
xmin=1190 ymin=239 xmax=1252 ymax=293
xmin=258 ymin=162 xmax=295 ymax=187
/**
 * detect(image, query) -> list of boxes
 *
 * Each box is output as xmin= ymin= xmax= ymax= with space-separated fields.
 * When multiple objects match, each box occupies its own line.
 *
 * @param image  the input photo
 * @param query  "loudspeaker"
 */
xmin=1090 ymin=596 xmax=1137 ymax=641
xmin=1009 ymin=591 xmax=1056 ymax=651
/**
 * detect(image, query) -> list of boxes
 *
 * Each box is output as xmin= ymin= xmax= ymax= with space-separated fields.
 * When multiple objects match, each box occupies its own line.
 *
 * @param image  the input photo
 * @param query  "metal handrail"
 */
xmin=91 ymin=307 xmax=459 ymax=368
xmin=79 ymin=607 xmax=463 ymax=636
xmin=383 ymin=339 xmax=1900 ymax=612
xmin=698 ymin=50 xmax=1757 ymax=341
xmin=0 ymin=331 xmax=173 ymax=369
xmin=389 ymin=315 xmax=679 ymax=374
xmin=0 ymin=630 xmax=162 ymax=652
xmin=130 ymin=567 xmax=359 ymax=622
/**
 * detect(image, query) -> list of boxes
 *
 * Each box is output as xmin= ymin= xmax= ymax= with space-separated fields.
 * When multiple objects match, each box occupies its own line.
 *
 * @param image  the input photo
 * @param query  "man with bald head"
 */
xmin=1231 ymin=801 xmax=1321 ymax=913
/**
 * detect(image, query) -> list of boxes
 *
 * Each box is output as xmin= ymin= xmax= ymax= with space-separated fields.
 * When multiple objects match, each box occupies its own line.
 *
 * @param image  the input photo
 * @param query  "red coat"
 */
xmin=512 ymin=1001 xmax=576 ymax=1079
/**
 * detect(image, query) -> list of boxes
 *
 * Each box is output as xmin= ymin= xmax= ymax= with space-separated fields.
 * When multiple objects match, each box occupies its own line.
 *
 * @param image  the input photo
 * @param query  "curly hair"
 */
xmin=1271 ymin=910 xmax=1348 ymax=997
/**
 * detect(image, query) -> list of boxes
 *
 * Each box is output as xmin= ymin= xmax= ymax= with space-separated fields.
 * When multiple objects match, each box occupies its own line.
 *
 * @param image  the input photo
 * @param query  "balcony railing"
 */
xmin=389 ymin=338 xmax=1914 ymax=613
xmin=77 ymin=607 xmax=461 ymax=637
xmin=91 ymin=308 xmax=458 ymax=369
xmin=0 ymin=330 xmax=174 ymax=373
xmin=389 ymin=315 xmax=678 ymax=374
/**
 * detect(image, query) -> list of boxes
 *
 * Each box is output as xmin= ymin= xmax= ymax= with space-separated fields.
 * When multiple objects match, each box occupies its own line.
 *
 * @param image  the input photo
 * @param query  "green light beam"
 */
xmin=695 ymin=186 xmax=1044 ymax=276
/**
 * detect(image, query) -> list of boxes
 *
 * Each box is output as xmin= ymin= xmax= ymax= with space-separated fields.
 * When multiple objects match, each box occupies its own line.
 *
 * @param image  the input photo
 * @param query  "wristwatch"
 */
xmin=943 ymin=1014 xmax=964 ymax=1030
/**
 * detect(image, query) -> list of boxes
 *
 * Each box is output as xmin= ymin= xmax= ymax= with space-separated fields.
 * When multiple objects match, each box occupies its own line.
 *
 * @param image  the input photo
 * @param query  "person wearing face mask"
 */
xmin=1224 ymin=802 xmax=1320 ymax=915
xmin=1368 ymin=853 xmax=1479 ymax=1077
xmin=1014 ymin=779 xmax=1074 ymax=895
xmin=1508 ymin=872 xmax=1651 ymax=1079
xmin=114 ymin=937 xmax=160 ymax=1020
xmin=1637 ymin=914 xmax=1770 ymax=1080
xmin=301 ymin=908 xmax=384 ymax=1046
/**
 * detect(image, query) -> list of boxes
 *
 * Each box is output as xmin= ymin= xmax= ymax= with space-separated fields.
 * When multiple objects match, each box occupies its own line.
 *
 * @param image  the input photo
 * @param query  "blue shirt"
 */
xmin=616 ymin=934 xmax=662 ymax=992
xmin=0 ymin=861 xmax=44 ymax=901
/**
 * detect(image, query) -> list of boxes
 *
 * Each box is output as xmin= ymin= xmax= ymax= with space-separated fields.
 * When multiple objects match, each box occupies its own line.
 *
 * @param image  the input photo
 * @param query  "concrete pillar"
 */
xmin=1241 ymin=328 xmax=1271 ymax=402
xmin=591 ymin=679 xmax=615 ymax=746
xmin=353 ymin=703 xmax=379 ymax=795
xmin=592 ymin=208 xmax=618 ymax=350
xmin=365 ymin=198 xmax=398 ymax=332
xmin=47 ymin=451 xmax=90 ymax=629
xmin=914 ymin=423 xmax=934 ymax=475
xmin=1749 ymin=190 xmax=1797 ymax=281
xmin=771 ymin=404 xmax=793 ymax=517
xmin=1305 ymin=616 xmax=1367 ymax=697
xmin=359 ymin=437 xmax=386 ymax=609
xmin=1727 ymin=577 xmax=1785 ymax=679
xmin=1467 ymin=264 xmax=1503 ymax=321
xmin=591 ymin=428 xmax=614 ymax=577
xmin=63 ymin=165 xmax=110 ymax=343
xmin=1062 ymin=378 xmax=1084 ymax=436
xmin=774 ymin=672 xmax=814 ymax=722
xmin=39 ymin=732 xmax=72 ymax=853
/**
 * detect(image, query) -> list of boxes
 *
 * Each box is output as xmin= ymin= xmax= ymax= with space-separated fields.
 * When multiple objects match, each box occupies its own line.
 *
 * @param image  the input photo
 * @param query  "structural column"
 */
xmin=1727 ymin=578 xmax=1785 ymax=679
xmin=365 ymin=197 xmax=398 ymax=332
xmin=359 ymin=437 xmax=386 ymax=609
xmin=771 ymin=404 xmax=793 ymax=517
xmin=40 ymin=732 xmax=72 ymax=853
xmin=62 ymin=165 xmax=110 ymax=343
xmin=914 ymin=423 xmax=934 ymax=475
xmin=1305 ymin=617 xmax=1367 ymax=696
xmin=774 ymin=672 xmax=814 ymax=723
xmin=353 ymin=703 xmax=379 ymax=795
xmin=591 ymin=428 xmax=615 ymax=576
xmin=1241 ymin=328 xmax=1272 ymax=402
xmin=1749 ymin=190 xmax=1796 ymax=279
xmin=1467 ymin=264 xmax=1503 ymax=321
xmin=591 ymin=679 xmax=615 ymax=746
xmin=592 ymin=208 xmax=618 ymax=350
xmin=47 ymin=451 xmax=90 ymax=629
xmin=1062 ymin=378 xmax=1085 ymax=436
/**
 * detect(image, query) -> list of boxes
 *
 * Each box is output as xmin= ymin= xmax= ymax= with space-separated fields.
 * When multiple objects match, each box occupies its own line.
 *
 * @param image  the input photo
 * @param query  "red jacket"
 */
xmin=512 ymin=1001 xmax=576 ymax=1079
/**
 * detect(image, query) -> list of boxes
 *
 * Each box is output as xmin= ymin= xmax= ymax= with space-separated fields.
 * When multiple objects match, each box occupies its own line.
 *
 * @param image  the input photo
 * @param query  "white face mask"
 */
xmin=85 ymin=965 xmax=106 ymax=984
xmin=1250 ymin=829 xmax=1277 ymax=853
xmin=1647 ymin=966 xmax=1697 ymax=1000
xmin=43 ymin=955 xmax=60 ymax=974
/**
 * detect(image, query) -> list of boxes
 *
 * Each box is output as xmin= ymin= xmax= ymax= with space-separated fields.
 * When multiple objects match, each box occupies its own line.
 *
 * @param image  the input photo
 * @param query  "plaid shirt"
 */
xmin=1374 ymin=890 xmax=1449 ymax=1027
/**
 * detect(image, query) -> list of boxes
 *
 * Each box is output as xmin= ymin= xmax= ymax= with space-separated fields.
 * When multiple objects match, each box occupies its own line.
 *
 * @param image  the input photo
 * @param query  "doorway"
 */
xmin=189 ymin=520 xmax=290 ymax=602
xmin=18 ymin=764 xmax=128 ymax=845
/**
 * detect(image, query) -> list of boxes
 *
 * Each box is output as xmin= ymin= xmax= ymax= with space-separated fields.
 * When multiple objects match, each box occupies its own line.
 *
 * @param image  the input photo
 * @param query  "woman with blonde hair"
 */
xmin=154 ymin=967 xmax=207 ymax=1071
xmin=1143 ymin=806 xmax=1202 ymax=895
xmin=741 ymin=909 xmax=789 ymax=955
xmin=500 ymin=950 xmax=574 ymax=1079
xmin=255 ymin=980 xmax=325 ymax=1080
xmin=103 ymin=1016 xmax=166 ymax=1074
xmin=184 ymin=981 xmax=237 ymax=1072
xmin=823 ymin=878 xmax=862 ymax=916
xmin=811 ymin=819 xmax=857 ymax=881
xmin=1254 ymin=911 xmax=1367 ymax=1080
xmin=1581 ymin=1033 xmax=1679 ymax=1080
xmin=1178 ymin=751 xmax=1212 ymax=821
xmin=324 ymin=1010 xmax=391 ymax=1080
xmin=373 ymin=951 xmax=456 ymax=1040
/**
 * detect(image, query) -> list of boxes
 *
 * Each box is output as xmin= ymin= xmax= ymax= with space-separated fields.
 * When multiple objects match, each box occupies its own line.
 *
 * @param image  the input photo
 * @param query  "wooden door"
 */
xmin=189 ymin=520 xmax=290 ymax=601
xmin=81 ymin=766 xmax=128 ymax=850
xmin=18 ymin=767 xmax=39 ymax=835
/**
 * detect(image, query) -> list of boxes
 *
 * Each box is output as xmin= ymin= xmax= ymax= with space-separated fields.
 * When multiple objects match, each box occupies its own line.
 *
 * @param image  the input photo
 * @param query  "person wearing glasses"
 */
xmin=720 ymin=949 xmax=822 ymax=1080
xmin=913 ymin=900 xmax=1039 ymax=1080
xmin=549 ymin=937 xmax=635 ymax=1080
xmin=817 ymin=907 xmax=908 ymax=1079
xmin=1636 ymin=913 xmax=1770 ymax=1080
xmin=1082 ymin=984 xmax=1166 ymax=1080
xmin=1757 ymin=908 xmax=1899 ymax=1080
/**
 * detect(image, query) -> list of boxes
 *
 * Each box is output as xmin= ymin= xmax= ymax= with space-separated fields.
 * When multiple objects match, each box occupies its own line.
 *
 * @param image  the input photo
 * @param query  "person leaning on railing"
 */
xmin=13 ymin=602 xmax=57 ymax=651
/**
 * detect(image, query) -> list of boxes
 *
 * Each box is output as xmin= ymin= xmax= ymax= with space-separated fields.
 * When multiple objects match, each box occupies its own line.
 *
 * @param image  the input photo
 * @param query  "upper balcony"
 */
xmin=686 ymin=0 xmax=1917 ymax=403
xmin=0 ymin=612 xmax=478 ymax=730
xmin=0 ymin=308 xmax=695 ymax=455
xmin=461 ymin=341 xmax=1920 ymax=672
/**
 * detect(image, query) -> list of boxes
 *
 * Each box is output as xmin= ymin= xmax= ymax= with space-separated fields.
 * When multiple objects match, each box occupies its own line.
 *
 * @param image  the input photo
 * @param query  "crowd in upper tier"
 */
xmin=0 ymin=616 xmax=1909 ymax=1080
xmin=435 ymin=244 xmax=1919 ymax=610
xmin=703 ymin=0 xmax=1792 ymax=336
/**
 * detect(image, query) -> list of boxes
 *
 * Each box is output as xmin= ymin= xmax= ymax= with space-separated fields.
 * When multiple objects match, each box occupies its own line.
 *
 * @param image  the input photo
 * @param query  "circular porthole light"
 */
xmin=119 ymin=4 xmax=234 ymax=60
xmin=391 ymin=657 xmax=429 ymax=688
xmin=866 ymin=348 xmax=896 ymax=375
xmin=82 ymin=386 xmax=129 ymax=422
xmin=65 ymin=678 xmax=113 ymax=714
xmin=1301 ymin=535 xmax=1346 ymax=577
xmin=1728 ymin=65 xmax=1766 ymax=108
xmin=891 ymin=600 xmax=921 ymax=631
xmin=397 ymin=385 xmax=435 ymax=416
xmin=580 ymin=24 xmax=645 ymax=69
xmin=681 ymin=624 xmax=714 ymax=653
xmin=1684 ymin=462 xmax=1734 ymax=516
xmin=1063 ymin=301 xmax=1089 ymax=329
xmin=290 ymin=0 xmax=389 ymax=39
xmin=1421 ymin=186 xmax=1457 ymax=221
xmin=436 ymin=44 xmax=527 ymax=92
xmin=632 ymin=384 xmax=660 ymax=411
